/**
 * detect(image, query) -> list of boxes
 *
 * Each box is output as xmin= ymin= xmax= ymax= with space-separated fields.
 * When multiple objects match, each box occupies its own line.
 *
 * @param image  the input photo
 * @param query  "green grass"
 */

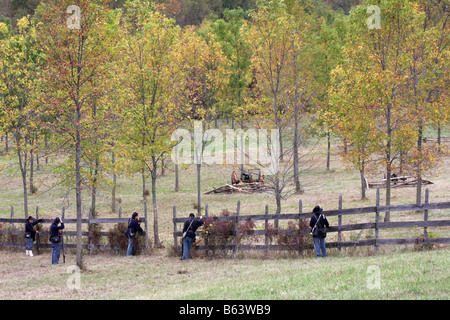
xmin=0 ymin=249 xmax=448 ymax=299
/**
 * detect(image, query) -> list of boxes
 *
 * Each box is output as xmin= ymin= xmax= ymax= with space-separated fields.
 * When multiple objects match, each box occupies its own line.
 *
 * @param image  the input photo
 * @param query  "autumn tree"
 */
xmin=118 ymin=0 xmax=180 ymax=247
xmin=329 ymin=0 xmax=448 ymax=217
xmin=209 ymin=8 xmax=253 ymax=176
xmin=209 ymin=8 xmax=252 ymax=126
xmin=245 ymin=0 xmax=297 ymax=216
xmin=35 ymin=0 xmax=116 ymax=268
xmin=170 ymin=25 xmax=228 ymax=215
xmin=405 ymin=0 xmax=449 ymax=204
xmin=0 ymin=16 xmax=44 ymax=217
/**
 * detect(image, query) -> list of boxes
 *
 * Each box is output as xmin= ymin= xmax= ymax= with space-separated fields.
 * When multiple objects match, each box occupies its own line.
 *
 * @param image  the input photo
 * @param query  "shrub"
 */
xmin=0 ymin=223 xmax=6 ymax=246
xmin=106 ymin=223 xmax=144 ymax=255
xmin=88 ymin=223 xmax=103 ymax=247
xmin=238 ymin=218 xmax=257 ymax=244
xmin=414 ymin=231 xmax=439 ymax=251
xmin=239 ymin=218 xmax=256 ymax=235
xmin=202 ymin=210 xmax=236 ymax=253
xmin=264 ymin=222 xmax=279 ymax=244
xmin=0 ymin=223 xmax=26 ymax=251
xmin=276 ymin=220 xmax=312 ymax=254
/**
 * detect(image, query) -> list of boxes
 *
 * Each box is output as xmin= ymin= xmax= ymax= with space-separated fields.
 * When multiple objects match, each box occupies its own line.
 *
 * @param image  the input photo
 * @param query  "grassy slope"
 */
xmin=0 ymin=249 xmax=447 ymax=300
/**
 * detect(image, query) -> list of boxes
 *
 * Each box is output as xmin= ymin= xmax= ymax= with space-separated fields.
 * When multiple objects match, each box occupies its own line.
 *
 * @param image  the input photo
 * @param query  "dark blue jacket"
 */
xmin=183 ymin=218 xmax=204 ymax=239
xmin=127 ymin=219 xmax=144 ymax=237
xmin=310 ymin=214 xmax=329 ymax=238
xmin=25 ymin=219 xmax=43 ymax=240
xmin=49 ymin=222 xmax=64 ymax=242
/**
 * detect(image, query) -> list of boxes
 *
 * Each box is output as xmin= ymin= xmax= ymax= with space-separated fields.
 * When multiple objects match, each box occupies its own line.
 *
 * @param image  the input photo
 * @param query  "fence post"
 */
xmin=36 ymin=206 xmax=40 ymax=254
xmin=338 ymin=194 xmax=342 ymax=252
xmin=10 ymin=206 xmax=14 ymax=228
xmin=173 ymin=206 xmax=177 ymax=250
xmin=232 ymin=200 xmax=240 ymax=259
xmin=205 ymin=204 xmax=209 ymax=256
xmin=375 ymin=188 xmax=380 ymax=254
xmin=10 ymin=206 xmax=14 ymax=248
xmin=88 ymin=207 xmax=92 ymax=253
xmin=118 ymin=206 xmax=122 ymax=219
xmin=61 ymin=206 xmax=65 ymax=252
xmin=265 ymin=204 xmax=269 ymax=254
xmin=298 ymin=199 xmax=302 ymax=221
xmin=423 ymin=188 xmax=429 ymax=250
xmin=298 ymin=199 xmax=303 ymax=255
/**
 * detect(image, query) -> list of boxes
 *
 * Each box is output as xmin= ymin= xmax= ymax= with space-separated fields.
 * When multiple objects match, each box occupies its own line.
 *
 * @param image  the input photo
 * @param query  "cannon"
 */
xmin=231 ymin=169 xmax=264 ymax=185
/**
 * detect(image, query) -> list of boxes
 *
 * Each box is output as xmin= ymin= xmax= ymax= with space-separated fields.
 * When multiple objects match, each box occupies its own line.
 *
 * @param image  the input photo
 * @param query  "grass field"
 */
xmin=0 ymin=249 xmax=448 ymax=300
xmin=0 ymin=124 xmax=449 ymax=300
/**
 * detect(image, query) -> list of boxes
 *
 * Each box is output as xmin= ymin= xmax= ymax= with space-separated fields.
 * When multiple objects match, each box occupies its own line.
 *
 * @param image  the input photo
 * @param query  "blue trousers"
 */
xmin=127 ymin=237 xmax=134 ymax=256
xmin=313 ymin=237 xmax=327 ymax=257
xmin=52 ymin=242 xmax=61 ymax=264
xmin=182 ymin=237 xmax=193 ymax=260
xmin=26 ymin=237 xmax=33 ymax=250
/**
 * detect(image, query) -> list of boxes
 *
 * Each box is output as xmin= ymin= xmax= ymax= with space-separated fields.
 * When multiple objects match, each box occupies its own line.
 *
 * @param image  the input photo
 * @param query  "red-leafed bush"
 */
xmin=276 ymin=220 xmax=312 ymax=253
xmin=203 ymin=210 xmax=236 ymax=248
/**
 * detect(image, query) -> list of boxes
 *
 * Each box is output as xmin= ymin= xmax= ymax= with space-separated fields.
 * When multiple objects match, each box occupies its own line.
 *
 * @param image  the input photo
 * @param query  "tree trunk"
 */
xmin=75 ymin=106 xmax=83 ymax=269
xmin=21 ymin=169 xmax=28 ymax=218
xmin=279 ymin=128 xmax=284 ymax=162
xmin=151 ymin=156 xmax=161 ymax=248
xmin=437 ymin=122 xmax=441 ymax=154
xmin=45 ymin=135 xmax=49 ymax=165
xmin=91 ymin=158 xmax=99 ymax=217
xmin=111 ymin=151 xmax=116 ymax=213
xmin=197 ymin=163 xmax=201 ymax=216
xmin=29 ymin=148 xmax=34 ymax=194
xmin=360 ymin=160 xmax=366 ymax=200
xmin=36 ymin=152 xmax=40 ymax=171
xmin=5 ymin=132 xmax=8 ymax=153
xmin=161 ymin=156 xmax=166 ymax=176
xmin=17 ymin=145 xmax=28 ymax=218
xmin=384 ymin=103 xmax=392 ymax=223
xmin=416 ymin=123 xmax=423 ymax=205
xmin=360 ymin=145 xmax=367 ymax=200
xmin=274 ymin=176 xmax=281 ymax=228
xmin=293 ymin=98 xmax=301 ymax=193
xmin=326 ymin=130 xmax=331 ymax=171
xmin=240 ymin=122 xmax=244 ymax=177
xmin=174 ymin=163 xmax=179 ymax=192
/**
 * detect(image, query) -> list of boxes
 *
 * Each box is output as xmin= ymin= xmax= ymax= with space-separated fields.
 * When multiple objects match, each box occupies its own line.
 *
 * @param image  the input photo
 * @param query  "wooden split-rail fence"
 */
xmin=1 ymin=189 xmax=449 ymax=255
xmin=0 ymin=205 xmax=148 ymax=251
xmin=173 ymin=188 xmax=450 ymax=256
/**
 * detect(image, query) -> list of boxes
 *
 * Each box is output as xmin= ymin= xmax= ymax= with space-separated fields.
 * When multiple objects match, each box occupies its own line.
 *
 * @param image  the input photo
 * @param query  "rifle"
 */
xmin=61 ymin=230 xmax=65 ymax=264
xmin=35 ymin=207 xmax=40 ymax=254
xmin=36 ymin=230 xmax=40 ymax=255
xmin=181 ymin=237 xmax=184 ymax=260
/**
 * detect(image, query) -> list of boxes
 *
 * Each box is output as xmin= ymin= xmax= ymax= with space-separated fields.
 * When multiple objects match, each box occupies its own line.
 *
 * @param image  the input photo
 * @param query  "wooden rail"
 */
xmin=0 ymin=205 xmax=147 ymax=251
xmin=173 ymin=188 xmax=450 ymax=255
